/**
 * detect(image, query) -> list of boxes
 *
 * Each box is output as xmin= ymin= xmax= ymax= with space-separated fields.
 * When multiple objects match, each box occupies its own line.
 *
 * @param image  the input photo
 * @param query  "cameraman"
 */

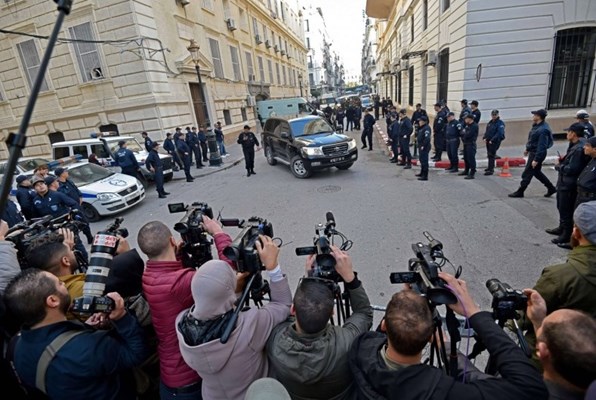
xmin=348 ymin=273 xmax=547 ymax=400
xmin=4 ymin=268 xmax=147 ymax=399
xmin=176 ymin=235 xmax=292 ymax=399
xmin=266 ymin=246 xmax=373 ymax=399
xmin=524 ymin=289 xmax=596 ymax=399
xmin=138 ymin=216 xmax=233 ymax=400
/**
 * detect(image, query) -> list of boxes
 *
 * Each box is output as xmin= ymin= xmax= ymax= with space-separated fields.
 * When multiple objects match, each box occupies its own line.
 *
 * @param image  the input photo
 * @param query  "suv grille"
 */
xmin=118 ymin=185 xmax=137 ymax=196
xmin=322 ymin=143 xmax=348 ymax=156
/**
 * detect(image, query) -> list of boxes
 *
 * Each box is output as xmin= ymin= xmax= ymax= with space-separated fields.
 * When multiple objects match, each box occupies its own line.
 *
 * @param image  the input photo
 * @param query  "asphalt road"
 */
xmin=89 ymin=130 xmax=566 ymax=331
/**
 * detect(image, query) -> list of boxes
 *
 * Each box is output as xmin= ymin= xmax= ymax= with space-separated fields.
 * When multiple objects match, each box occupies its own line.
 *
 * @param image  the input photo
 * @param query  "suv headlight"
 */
xmin=347 ymin=139 xmax=357 ymax=151
xmin=97 ymin=193 xmax=119 ymax=202
xmin=302 ymin=147 xmax=324 ymax=156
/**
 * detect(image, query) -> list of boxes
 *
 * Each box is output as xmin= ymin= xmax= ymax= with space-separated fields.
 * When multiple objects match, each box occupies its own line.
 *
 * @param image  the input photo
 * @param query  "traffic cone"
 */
xmin=499 ymin=157 xmax=512 ymax=177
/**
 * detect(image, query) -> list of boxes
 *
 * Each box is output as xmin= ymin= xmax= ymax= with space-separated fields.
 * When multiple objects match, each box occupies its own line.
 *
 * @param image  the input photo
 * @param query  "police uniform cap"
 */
xmin=531 ymin=109 xmax=548 ymax=119
xmin=464 ymin=113 xmax=475 ymax=120
xmin=54 ymin=167 xmax=66 ymax=177
xmin=434 ymin=102 xmax=442 ymax=107
xmin=31 ymin=175 xmax=46 ymax=186
xmin=118 ymin=140 xmax=126 ymax=146
xmin=460 ymin=99 xmax=468 ymax=104
xmin=587 ymin=136 xmax=596 ymax=147
xmin=419 ymin=115 xmax=429 ymax=122
xmin=470 ymin=100 xmax=478 ymax=106
xmin=491 ymin=109 xmax=499 ymax=115
xmin=447 ymin=112 xmax=455 ymax=117
xmin=577 ymin=109 xmax=589 ymax=119
xmin=566 ymin=123 xmax=586 ymax=136
xmin=44 ymin=175 xmax=57 ymax=185
xmin=399 ymin=109 xmax=407 ymax=115
xmin=16 ymin=175 xmax=28 ymax=184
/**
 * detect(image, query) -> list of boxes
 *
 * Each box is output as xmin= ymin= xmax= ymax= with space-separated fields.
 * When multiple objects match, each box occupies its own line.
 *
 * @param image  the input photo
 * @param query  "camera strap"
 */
xmin=35 ymin=330 xmax=84 ymax=394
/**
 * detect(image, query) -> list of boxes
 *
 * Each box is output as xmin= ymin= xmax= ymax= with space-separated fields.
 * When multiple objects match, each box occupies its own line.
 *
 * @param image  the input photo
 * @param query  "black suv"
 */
xmin=261 ymin=116 xmax=358 ymax=178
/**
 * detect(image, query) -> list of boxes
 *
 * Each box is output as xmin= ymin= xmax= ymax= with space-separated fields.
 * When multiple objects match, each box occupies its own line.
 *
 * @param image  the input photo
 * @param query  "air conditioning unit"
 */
xmin=177 ymin=0 xmax=190 ymax=6
xmin=280 ymin=49 xmax=286 ymax=56
xmin=392 ymin=57 xmax=401 ymax=67
xmin=265 ymin=40 xmax=272 ymax=48
xmin=226 ymin=19 xmax=237 ymax=31
xmin=274 ymin=45 xmax=279 ymax=52
xmin=271 ymin=11 xmax=278 ymax=19
xmin=246 ymin=95 xmax=256 ymax=106
xmin=255 ymin=34 xmax=263 ymax=44
xmin=90 ymin=67 xmax=104 ymax=80
xmin=425 ymin=50 xmax=437 ymax=66
xmin=400 ymin=59 xmax=410 ymax=71
xmin=399 ymin=48 xmax=408 ymax=60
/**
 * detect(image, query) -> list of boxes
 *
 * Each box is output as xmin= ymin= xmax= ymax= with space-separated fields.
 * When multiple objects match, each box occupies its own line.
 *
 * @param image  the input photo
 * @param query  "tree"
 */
xmin=310 ymin=88 xmax=321 ymax=98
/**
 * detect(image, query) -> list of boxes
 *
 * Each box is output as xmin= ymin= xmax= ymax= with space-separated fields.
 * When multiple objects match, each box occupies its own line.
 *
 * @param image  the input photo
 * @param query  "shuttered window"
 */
xmin=69 ymin=22 xmax=103 ymax=83
xmin=209 ymin=39 xmax=224 ymax=78
xmin=17 ymin=39 xmax=49 ymax=91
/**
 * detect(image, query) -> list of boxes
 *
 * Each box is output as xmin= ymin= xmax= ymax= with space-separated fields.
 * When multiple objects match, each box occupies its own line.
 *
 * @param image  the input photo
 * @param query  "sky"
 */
xmin=306 ymin=0 xmax=368 ymax=79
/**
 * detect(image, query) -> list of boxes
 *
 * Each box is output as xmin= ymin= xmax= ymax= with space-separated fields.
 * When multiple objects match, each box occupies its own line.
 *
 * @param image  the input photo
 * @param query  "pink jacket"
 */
xmin=142 ymin=232 xmax=233 ymax=388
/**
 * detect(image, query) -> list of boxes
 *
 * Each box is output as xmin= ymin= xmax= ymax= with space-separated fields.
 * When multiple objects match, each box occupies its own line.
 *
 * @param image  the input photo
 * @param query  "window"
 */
xmin=263 ymin=25 xmax=268 ymax=41
xmin=223 ymin=109 xmax=232 ymax=125
xmin=276 ymin=63 xmax=281 ymax=84
xmin=305 ymin=19 xmax=309 ymax=32
xmin=267 ymin=59 xmax=274 ymax=83
xmin=16 ymin=39 xmax=49 ymax=91
xmin=245 ymin=51 xmax=254 ymax=81
xmin=309 ymin=72 xmax=315 ymax=86
xmin=209 ymin=39 xmax=224 ymax=78
xmin=306 ymin=37 xmax=311 ymax=49
xmin=397 ymin=71 xmax=402 ymax=104
xmin=257 ymin=56 xmax=265 ymax=82
xmin=410 ymin=15 xmax=414 ymax=43
xmin=437 ymin=48 xmax=449 ymax=103
xmin=230 ymin=46 xmax=242 ymax=81
xmin=548 ymin=27 xmax=596 ymax=109
xmin=69 ymin=22 xmax=103 ymax=83
xmin=202 ymin=0 xmax=213 ymax=11
xmin=308 ymin=55 xmax=313 ymax=69
xmin=241 ymin=107 xmax=248 ymax=121
xmin=408 ymin=66 xmax=414 ymax=106
xmin=223 ymin=0 xmax=231 ymax=20
xmin=239 ymin=8 xmax=248 ymax=30
xmin=91 ymin=144 xmax=111 ymax=158
xmin=252 ymin=17 xmax=259 ymax=36
xmin=73 ymin=145 xmax=89 ymax=159
xmin=422 ymin=0 xmax=428 ymax=31
xmin=282 ymin=65 xmax=287 ymax=85
xmin=53 ymin=147 xmax=70 ymax=159
xmin=441 ymin=0 xmax=450 ymax=12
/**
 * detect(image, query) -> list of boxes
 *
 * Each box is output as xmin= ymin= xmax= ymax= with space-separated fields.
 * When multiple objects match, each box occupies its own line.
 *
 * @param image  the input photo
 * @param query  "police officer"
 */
xmin=416 ymin=115 xmax=431 ymax=181
xmin=237 ymin=125 xmax=260 ymax=177
xmin=186 ymin=127 xmax=204 ymax=168
xmin=483 ymin=110 xmax=506 ymax=175
xmin=146 ymin=141 xmax=169 ymax=198
xmin=576 ymin=110 xmax=594 ymax=138
xmin=115 ymin=140 xmax=141 ymax=178
xmin=196 ymin=126 xmax=209 ymax=163
xmin=175 ymin=132 xmax=194 ymax=182
xmin=459 ymin=99 xmax=471 ymax=123
xmin=432 ymin=102 xmax=447 ymax=161
xmin=509 ymin=109 xmax=557 ymax=198
xmin=1 ymin=199 xmax=25 ymax=228
xmin=576 ymin=136 xmax=596 ymax=207
xmin=163 ymin=132 xmax=182 ymax=171
xmin=459 ymin=114 xmax=479 ymax=179
xmin=412 ymin=103 xmax=427 ymax=158
xmin=55 ymin=167 xmax=93 ymax=244
xmin=546 ymin=123 xmax=589 ymax=248
xmin=362 ymin=108 xmax=376 ymax=151
xmin=15 ymin=175 xmax=35 ymax=220
xmin=388 ymin=114 xmax=400 ymax=163
xmin=141 ymin=131 xmax=154 ymax=152
xmin=445 ymin=112 xmax=462 ymax=173
xmin=470 ymin=100 xmax=481 ymax=124
xmin=397 ymin=109 xmax=413 ymax=168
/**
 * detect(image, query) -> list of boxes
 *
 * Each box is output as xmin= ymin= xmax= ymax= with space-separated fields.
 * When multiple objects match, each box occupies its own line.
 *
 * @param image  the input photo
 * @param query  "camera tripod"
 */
xmin=427 ymin=305 xmax=462 ymax=378
xmin=330 ymin=280 xmax=352 ymax=326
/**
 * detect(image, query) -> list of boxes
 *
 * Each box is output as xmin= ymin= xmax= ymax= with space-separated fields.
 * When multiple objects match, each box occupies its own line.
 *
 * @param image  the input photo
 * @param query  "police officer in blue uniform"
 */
xmin=15 ymin=175 xmax=36 ymax=220
xmin=238 ymin=125 xmax=260 ymax=176
xmin=459 ymin=99 xmax=472 ymax=123
xmin=186 ymin=127 xmax=204 ymax=168
xmin=388 ymin=114 xmax=400 ymax=163
xmin=115 ymin=140 xmax=140 ymax=178
xmin=432 ymin=102 xmax=447 ymax=161
xmin=576 ymin=136 xmax=596 ymax=207
xmin=1 ymin=199 xmax=25 ymax=228
xmin=145 ymin=141 xmax=169 ymax=198
xmin=196 ymin=126 xmax=209 ymax=163
xmin=362 ymin=108 xmax=376 ymax=151
xmin=576 ymin=110 xmax=594 ymax=138
xmin=397 ymin=109 xmax=413 ymax=168
xmin=175 ymin=132 xmax=194 ymax=182
xmin=460 ymin=114 xmax=479 ymax=179
xmin=55 ymin=167 xmax=93 ymax=244
xmin=470 ymin=100 xmax=481 ymax=124
xmin=163 ymin=132 xmax=182 ymax=171
xmin=445 ymin=112 xmax=462 ymax=173
xmin=141 ymin=131 xmax=154 ymax=152
xmin=483 ymin=110 xmax=506 ymax=175
xmin=416 ymin=115 xmax=431 ymax=181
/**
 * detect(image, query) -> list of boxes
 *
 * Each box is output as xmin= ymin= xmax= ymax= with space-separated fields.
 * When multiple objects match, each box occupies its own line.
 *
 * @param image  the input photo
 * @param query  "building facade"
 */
xmin=0 ymin=0 xmax=308 ymax=159
xmin=367 ymin=0 xmax=596 ymax=143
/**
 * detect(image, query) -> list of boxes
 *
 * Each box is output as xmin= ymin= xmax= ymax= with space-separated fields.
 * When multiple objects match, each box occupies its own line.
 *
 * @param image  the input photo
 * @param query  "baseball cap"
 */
xmin=118 ymin=140 xmax=126 ymax=146
xmin=576 ymin=109 xmax=589 ymax=119
xmin=16 ymin=175 xmax=28 ymax=184
xmin=447 ymin=111 xmax=455 ymax=117
xmin=531 ymin=109 xmax=548 ymax=119
xmin=54 ymin=167 xmax=66 ymax=177
xmin=566 ymin=123 xmax=586 ymax=136
xmin=586 ymin=136 xmax=596 ymax=147
xmin=44 ymin=175 xmax=57 ymax=186
xmin=491 ymin=109 xmax=499 ymax=115
xmin=460 ymin=99 xmax=468 ymax=104
xmin=464 ymin=113 xmax=475 ymax=120
xmin=245 ymin=378 xmax=290 ymax=400
xmin=574 ymin=201 xmax=596 ymax=244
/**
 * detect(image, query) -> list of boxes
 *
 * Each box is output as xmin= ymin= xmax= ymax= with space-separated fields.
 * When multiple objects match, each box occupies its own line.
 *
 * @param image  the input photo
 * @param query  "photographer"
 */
xmin=266 ymin=246 xmax=373 ymax=399
xmin=138 ymin=216 xmax=233 ymax=400
xmin=348 ymin=273 xmax=547 ymax=400
xmin=176 ymin=235 xmax=292 ymax=400
xmin=523 ymin=289 xmax=596 ymax=399
xmin=4 ymin=268 xmax=148 ymax=399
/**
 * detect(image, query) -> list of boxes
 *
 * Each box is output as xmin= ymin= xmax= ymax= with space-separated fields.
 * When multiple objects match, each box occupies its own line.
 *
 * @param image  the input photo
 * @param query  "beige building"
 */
xmin=0 ymin=0 xmax=308 ymax=159
xmin=367 ymin=0 xmax=596 ymax=144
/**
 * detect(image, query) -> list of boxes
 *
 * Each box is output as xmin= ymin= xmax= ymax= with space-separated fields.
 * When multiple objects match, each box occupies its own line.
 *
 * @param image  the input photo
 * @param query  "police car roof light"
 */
xmin=47 ymin=154 xmax=83 ymax=169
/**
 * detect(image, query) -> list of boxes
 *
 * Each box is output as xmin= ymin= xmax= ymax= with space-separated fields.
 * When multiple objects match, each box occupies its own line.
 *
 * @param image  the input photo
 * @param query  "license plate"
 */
xmin=330 ymin=157 xmax=344 ymax=163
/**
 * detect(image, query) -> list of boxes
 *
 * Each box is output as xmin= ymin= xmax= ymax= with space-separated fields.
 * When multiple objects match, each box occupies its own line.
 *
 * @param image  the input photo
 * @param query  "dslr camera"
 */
xmin=222 ymin=217 xmax=273 ymax=274
xmin=389 ymin=232 xmax=457 ymax=305
xmin=71 ymin=217 xmax=128 ymax=314
xmin=486 ymin=278 xmax=527 ymax=320
xmin=169 ymin=202 xmax=214 ymax=269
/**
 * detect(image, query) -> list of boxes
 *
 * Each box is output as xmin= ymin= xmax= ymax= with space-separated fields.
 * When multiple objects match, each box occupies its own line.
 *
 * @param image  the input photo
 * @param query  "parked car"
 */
xmin=0 ymin=157 xmax=51 ymax=177
xmin=360 ymin=95 xmax=373 ymax=110
xmin=261 ymin=116 xmax=358 ymax=178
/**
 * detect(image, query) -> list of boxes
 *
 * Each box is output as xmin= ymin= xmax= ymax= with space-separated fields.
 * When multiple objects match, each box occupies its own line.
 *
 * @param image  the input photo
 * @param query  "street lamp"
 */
xmin=187 ymin=39 xmax=222 ymax=166
xmin=298 ymin=73 xmax=303 ymax=97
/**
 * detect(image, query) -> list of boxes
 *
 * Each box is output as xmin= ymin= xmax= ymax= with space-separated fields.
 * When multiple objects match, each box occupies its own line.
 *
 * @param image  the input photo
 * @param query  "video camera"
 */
xmin=389 ymin=232 xmax=457 ymax=305
xmin=221 ymin=216 xmax=274 ymax=274
xmin=71 ymin=217 xmax=128 ymax=314
xmin=169 ymin=202 xmax=214 ymax=269
xmin=295 ymin=212 xmax=352 ymax=282
xmin=486 ymin=278 xmax=527 ymax=321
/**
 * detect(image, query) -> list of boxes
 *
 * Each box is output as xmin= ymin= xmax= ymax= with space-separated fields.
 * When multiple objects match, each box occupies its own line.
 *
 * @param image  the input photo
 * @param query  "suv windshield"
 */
xmin=108 ymin=138 xmax=144 ymax=154
xmin=298 ymin=102 xmax=315 ymax=113
xmin=67 ymin=163 xmax=114 ymax=186
xmin=290 ymin=118 xmax=334 ymax=137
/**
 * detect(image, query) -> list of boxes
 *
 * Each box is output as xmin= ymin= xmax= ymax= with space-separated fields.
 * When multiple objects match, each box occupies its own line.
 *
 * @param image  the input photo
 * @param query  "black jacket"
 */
xmin=433 ymin=109 xmax=447 ymax=135
xmin=145 ymin=149 xmax=163 ymax=172
xmin=483 ymin=118 xmax=505 ymax=144
xmin=398 ymin=117 xmax=413 ymax=139
xmin=525 ymin=121 xmax=552 ymax=163
xmin=446 ymin=120 xmax=463 ymax=140
xmin=16 ymin=185 xmax=35 ymax=220
xmin=412 ymin=110 xmax=427 ymax=125
xmin=349 ymin=312 xmax=548 ymax=400
xmin=417 ymin=124 xmax=432 ymax=151
xmin=556 ymin=138 xmax=589 ymax=190
xmin=577 ymin=157 xmax=596 ymax=193
xmin=364 ymin=114 xmax=376 ymax=131
xmin=237 ymin=132 xmax=259 ymax=150
xmin=462 ymin=123 xmax=479 ymax=145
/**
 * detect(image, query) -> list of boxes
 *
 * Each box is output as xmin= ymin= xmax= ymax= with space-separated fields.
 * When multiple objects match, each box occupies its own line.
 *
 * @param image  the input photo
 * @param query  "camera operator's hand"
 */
xmin=59 ymin=228 xmax=75 ymax=251
xmin=331 ymin=245 xmax=355 ymax=283
xmin=106 ymin=292 xmax=127 ymax=321
xmin=85 ymin=313 xmax=111 ymax=330
xmin=255 ymin=235 xmax=279 ymax=270
xmin=522 ymin=289 xmax=547 ymax=332
xmin=439 ymin=272 xmax=480 ymax=318
xmin=235 ymin=271 xmax=250 ymax=294
xmin=304 ymin=254 xmax=316 ymax=276
xmin=0 ymin=220 xmax=8 ymax=240
xmin=116 ymin=236 xmax=130 ymax=255
xmin=201 ymin=215 xmax=224 ymax=236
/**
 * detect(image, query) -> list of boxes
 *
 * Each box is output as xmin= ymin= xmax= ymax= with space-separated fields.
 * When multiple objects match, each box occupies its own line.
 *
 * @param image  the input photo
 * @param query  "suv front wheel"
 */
xmin=290 ymin=155 xmax=312 ymax=179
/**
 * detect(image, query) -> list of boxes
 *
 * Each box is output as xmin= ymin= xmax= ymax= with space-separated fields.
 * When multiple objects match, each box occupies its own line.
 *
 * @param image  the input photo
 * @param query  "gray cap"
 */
xmin=574 ymin=201 xmax=596 ymax=244
xmin=245 ymin=378 xmax=290 ymax=400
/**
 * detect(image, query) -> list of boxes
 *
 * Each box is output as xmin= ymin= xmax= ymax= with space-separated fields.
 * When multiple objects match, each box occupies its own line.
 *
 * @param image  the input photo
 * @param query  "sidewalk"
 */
xmin=168 ymin=141 xmax=248 ymax=181
xmin=373 ymin=119 xmax=568 ymax=169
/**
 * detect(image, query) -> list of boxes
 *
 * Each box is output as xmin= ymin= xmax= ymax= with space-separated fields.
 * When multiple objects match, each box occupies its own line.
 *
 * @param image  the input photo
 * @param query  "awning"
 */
xmin=365 ymin=0 xmax=395 ymax=19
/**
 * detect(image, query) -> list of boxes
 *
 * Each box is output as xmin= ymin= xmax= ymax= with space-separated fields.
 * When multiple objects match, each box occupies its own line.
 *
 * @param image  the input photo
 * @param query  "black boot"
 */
xmin=403 ymin=163 xmax=412 ymax=169
xmin=458 ymin=170 xmax=469 ymax=176
xmin=247 ymin=170 xmax=251 ymax=177
xmin=464 ymin=171 xmax=475 ymax=180
xmin=251 ymin=169 xmax=256 ymax=175
xmin=508 ymin=187 xmax=525 ymax=198
xmin=545 ymin=226 xmax=563 ymax=235
xmin=544 ymin=186 xmax=557 ymax=198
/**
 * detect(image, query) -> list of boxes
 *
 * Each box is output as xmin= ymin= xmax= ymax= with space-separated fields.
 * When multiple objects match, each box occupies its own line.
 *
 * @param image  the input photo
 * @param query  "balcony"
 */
xmin=365 ymin=0 xmax=395 ymax=19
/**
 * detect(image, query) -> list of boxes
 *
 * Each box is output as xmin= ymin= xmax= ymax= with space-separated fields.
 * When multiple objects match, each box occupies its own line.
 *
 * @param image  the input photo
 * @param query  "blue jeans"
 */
xmin=159 ymin=381 xmax=202 ymax=400
xmin=217 ymin=140 xmax=227 ymax=155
